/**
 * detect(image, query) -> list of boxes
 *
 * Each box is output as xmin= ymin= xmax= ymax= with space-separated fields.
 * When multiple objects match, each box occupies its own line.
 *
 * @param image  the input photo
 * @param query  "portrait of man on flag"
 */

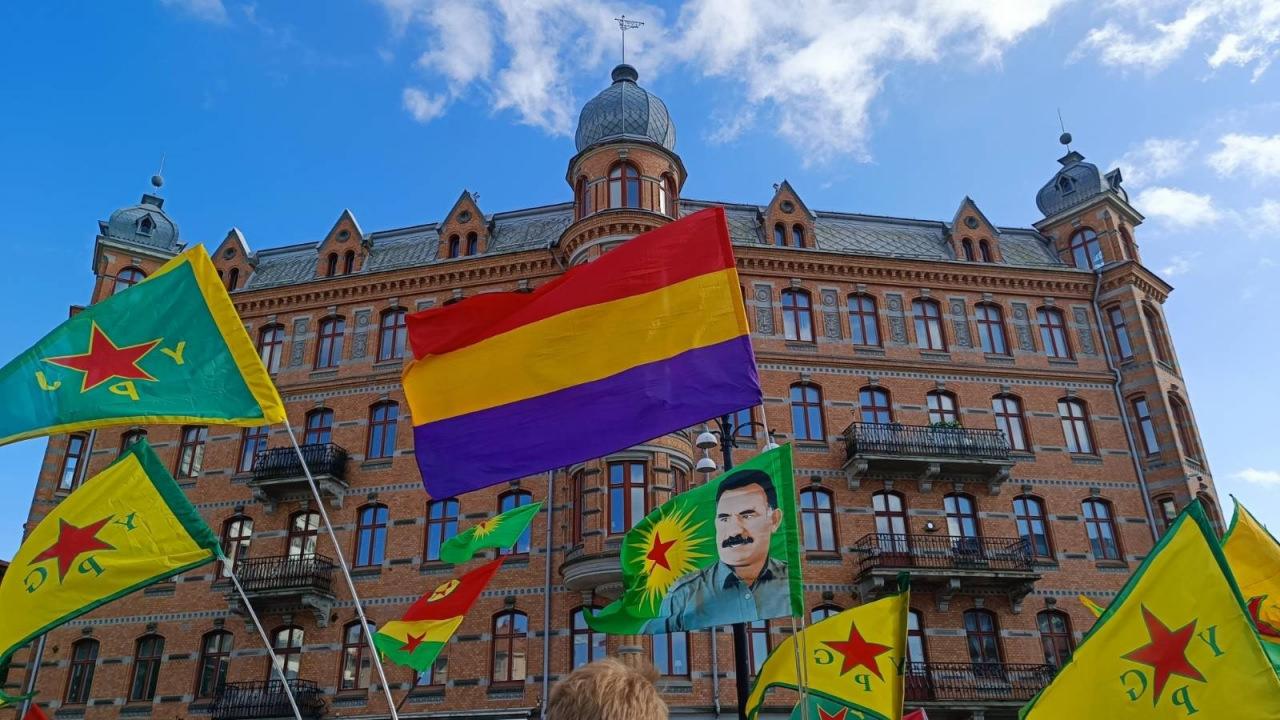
xmin=645 ymin=468 xmax=791 ymax=633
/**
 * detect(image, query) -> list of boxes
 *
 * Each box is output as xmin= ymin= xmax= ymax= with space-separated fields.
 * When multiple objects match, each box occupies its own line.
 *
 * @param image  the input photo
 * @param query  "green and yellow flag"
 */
xmin=0 ymin=439 xmax=220 ymax=660
xmin=0 ymin=245 xmax=284 ymax=446
xmin=586 ymin=445 xmax=803 ymax=634
xmin=1223 ymin=500 xmax=1280 ymax=642
xmin=746 ymin=584 xmax=909 ymax=720
xmin=439 ymin=501 xmax=541 ymax=565
xmin=1020 ymin=501 xmax=1280 ymax=719
xmin=374 ymin=557 xmax=505 ymax=671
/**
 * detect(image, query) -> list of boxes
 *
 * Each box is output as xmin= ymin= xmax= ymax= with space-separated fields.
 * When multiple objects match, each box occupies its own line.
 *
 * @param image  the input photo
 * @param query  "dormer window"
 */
xmin=325 ymin=253 xmax=338 ymax=278
xmin=343 ymin=250 xmax=355 ymax=274
xmin=961 ymin=238 xmax=975 ymax=261
xmin=447 ymin=235 xmax=460 ymax=259
xmin=137 ymin=215 xmax=155 ymax=236
xmin=466 ymin=232 xmax=478 ymax=256
xmin=1057 ymin=176 xmax=1075 ymax=195
xmin=979 ymin=239 xmax=993 ymax=263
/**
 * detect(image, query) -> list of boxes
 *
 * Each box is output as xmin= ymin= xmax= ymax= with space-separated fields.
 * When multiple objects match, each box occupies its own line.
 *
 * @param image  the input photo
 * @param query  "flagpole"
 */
xmin=283 ymin=421 xmax=400 ymax=720
xmin=15 ymin=634 xmax=45 ymax=719
xmin=540 ymin=468 xmax=556 ymax=720
xmin=788 ymin=615 xmax=811 ymax=720
xmin=224 ymin=556 xmax=305 ymax=720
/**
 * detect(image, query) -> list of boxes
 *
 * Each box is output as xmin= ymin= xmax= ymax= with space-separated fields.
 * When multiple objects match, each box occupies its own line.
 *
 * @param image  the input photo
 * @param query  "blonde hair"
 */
xmin=547 ymin=657 xmax=668 ymax=720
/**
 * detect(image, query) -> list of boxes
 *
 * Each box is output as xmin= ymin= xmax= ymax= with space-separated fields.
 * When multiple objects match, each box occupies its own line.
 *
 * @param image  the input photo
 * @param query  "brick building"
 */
xmin=7 ymin=64 xmax=1217 ymax=720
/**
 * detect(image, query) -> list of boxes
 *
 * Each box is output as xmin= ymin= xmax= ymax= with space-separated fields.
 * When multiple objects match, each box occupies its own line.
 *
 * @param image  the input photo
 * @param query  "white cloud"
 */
xmin=159 ymin=0 xmax=228 ymax=24
xmin=402 ymin=87 xmax=447 ymax=123
xmin=1251 ymin=199 xmax=1280 ymax=230
xmin=1159 ymin=251 xmax=1203 ymax=276
xmin=1209 ymin=133 xmax=1280 ymax=179
xmin=1112 ymin=137 xmax=1198 ymax=187
xmin=1080 ymin=5 xmax=1211 ymax=72
xmin=1235 ymin=467 xmax=1280 ymax=485
xmin=1135 ymin=186 xmax=1222 ymax=227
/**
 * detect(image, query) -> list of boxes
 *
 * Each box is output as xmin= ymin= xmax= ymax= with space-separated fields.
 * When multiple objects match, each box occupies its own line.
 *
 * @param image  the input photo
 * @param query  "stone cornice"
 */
xmin=1098 ymin=260 xmax=1173 ymax=303
xmin=559 ymin=210 xmax=669 ymax=266
xmin=753 ymin=352 xmax=1118 ymax=386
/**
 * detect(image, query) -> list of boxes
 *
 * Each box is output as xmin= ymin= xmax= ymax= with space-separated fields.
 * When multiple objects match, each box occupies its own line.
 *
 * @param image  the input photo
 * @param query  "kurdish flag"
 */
xmin=587 ymin=445 xmax=802 ymax=634
xmin=440 ymin=501 xmax=541 ymax=565
xmin=1223 ymin=501 xmax=1280 ymax=641
xmin=0 ymin=439 xmax=219 ymax=661
xmin=1020 ymin=501 xmax=1280 ymax=719
xmin=0 ymin=245 xmax=284 ymax=446
xmin=746 ymin=584 xmax=909 ymax=720
xmin=403 ymin=207 xmax=761 ymax=496
xmin=374 ymin=557 xmax=505 ymax=670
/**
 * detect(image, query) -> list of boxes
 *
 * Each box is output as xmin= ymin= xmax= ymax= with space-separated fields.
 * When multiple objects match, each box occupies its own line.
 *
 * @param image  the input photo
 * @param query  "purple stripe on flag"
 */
xmin=413 ymin=335 xmax=761 ymax=497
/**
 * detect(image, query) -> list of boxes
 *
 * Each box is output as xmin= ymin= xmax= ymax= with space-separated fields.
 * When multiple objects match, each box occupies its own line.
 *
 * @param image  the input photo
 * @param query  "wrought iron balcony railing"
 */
xmin=233 ymin=554 xmax=335 ymax=596
xmin=211 ymin=679 xmax=325 ymax=720
xmin=252 ymin=443 xmax=348 ymax=482
xmin=853 ymin=533 xmax=1035 ymax=575
xmin=844 ymin=422 xmax=1012 ymax=462
xmin=905 ymin=662 xmax=1056 ymax=703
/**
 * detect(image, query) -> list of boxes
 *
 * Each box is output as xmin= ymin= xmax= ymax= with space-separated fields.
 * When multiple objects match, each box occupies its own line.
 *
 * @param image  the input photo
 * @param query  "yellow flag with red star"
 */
xmin=1020 ymin=501 xmax=1280 ymax=718
xmin=0 ymin=439 xmax=219 ymax=661
xmin=1223 ymin=500 xmax=1280 ymax=643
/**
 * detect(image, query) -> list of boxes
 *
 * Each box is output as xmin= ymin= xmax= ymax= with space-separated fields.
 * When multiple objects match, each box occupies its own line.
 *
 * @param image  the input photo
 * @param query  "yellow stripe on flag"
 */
xmin=378 ymin=616 xmax=463 ymax=644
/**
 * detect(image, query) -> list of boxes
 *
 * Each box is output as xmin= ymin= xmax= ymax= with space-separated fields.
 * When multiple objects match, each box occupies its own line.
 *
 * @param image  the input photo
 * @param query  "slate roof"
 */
xmin=575 ymin=64 xmax=677 ymax=153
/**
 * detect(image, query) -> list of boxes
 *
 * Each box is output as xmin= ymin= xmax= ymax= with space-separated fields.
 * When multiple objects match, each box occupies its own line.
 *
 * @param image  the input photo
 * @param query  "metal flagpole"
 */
xmin=224 ymin=552 xmax=305 ymax=720
xmin=788 ymin=615 xmax=812 ymax=720
xmin=283 ymin=421 xmax=399 ymax=720
xmin=540 ymin=469 xmax=556 ymax=719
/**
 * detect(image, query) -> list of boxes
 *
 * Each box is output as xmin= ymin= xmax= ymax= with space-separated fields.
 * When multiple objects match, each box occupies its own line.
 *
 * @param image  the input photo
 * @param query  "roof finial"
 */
xmin=150 ymin=153 xmax=166 ymax=192
xmin=1057 ymin=109 xmax=1072 ymax=150
xmin=615 ymin=15 xmax=643 ymax=65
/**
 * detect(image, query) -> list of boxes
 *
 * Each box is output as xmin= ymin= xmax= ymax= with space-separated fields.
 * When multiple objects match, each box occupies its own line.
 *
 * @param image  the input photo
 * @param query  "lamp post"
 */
xmin=696 ymin=413 xmax=780 ymax=720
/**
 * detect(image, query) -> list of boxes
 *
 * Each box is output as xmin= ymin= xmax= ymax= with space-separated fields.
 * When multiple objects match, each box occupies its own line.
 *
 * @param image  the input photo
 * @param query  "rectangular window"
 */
xmin=1108 ymin=307 xmax=1134 ymax=360
xmin=1083 ymin=500 xmax=1121 ymax=561
xmin=1038 ymin=309 xmax=1071 ymax=359
xmin=416 ymin=657 xmax=448 ymax=687
xmin=239 ymin=426 xmax=269 ymax=473
xmin=315 ymin=317 xmax=346 ymax=369
xmin=653 ymin=632 xmax=689 ymax=677
xmin=425 ymin=499 xmax=458 ymax=561
xmin=608 ymin=462 xmax=646 ymax=535
xmin=912 ymin=299 xmax=946 ymax=350
xmin=129 ymin=636 xmax=165 ymax=701
xmin=58 ymin=434 xmax=88 ymax=491
xmin=176 ymin=426 xmax=208 ymax=478
xmin=1132 ymin=397 xmax=1159 ymax=455
xmin=848 ymin=295 xmax=880 ymax=346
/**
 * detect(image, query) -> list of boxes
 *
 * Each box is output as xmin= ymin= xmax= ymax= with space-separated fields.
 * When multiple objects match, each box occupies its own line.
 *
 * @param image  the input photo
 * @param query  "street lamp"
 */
xmin=695 ymin=412 xmax=779 ymax=720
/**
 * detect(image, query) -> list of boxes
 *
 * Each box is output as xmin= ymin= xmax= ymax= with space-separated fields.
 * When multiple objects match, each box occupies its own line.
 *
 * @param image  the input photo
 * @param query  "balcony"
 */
xmin=226 ymin=554 xmax=336 ymax=627
xmin=211 ymin=679 xmax=326 ymax=720
xmin=248 ymin=443 xmax=349 ymax=511
xmin=853 ymin=534 xmax=1040 ymax=612
xmin=559 ymin=548 xmax=625 ymax=599
xmin=842 ymin=423 xmax=1015 ymax=493
xmin=906 ymin=663 xmax=1055 ymax=716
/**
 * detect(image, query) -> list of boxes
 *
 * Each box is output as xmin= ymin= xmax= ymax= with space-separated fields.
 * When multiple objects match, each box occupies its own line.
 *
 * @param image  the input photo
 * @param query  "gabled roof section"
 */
xmin=767 ymin=180 xmax=816 ymax=219
xmin=951 ymin=196 xmax=1000 ymax=238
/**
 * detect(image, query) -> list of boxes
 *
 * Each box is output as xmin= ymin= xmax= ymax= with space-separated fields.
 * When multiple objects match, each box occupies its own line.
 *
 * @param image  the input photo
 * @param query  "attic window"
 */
xmin=338 ymin=229 xmax=351 ymax=241
xmin=780 ymin=200 xmax=796 ymax=213
xmin=964 ymin=216 xmax=979 ymax=229
xmin=223 ymin=248 xmax=236 ymax=259
xmin=459 ymin=210 xmax=472 ymax=223
xmin=1057 ymin=176 xmax=1076 ymax=195
xmin=137 ymin=215 xmax=155 ymax=236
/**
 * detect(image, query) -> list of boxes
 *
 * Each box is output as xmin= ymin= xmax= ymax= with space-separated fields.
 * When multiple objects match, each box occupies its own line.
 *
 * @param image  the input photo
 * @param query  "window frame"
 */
xmin=239 ymin=425 xmax=269 ymax=473
xmin=1058 ymin=398 xmax=1094 ymax=454
xmin=343 ymin=251 xmax=355 ymax=275
xmin=304 ymin=408 xmax=334 ymax=446
xmin=961 ymin=238 xmax=975 ymax=261
xmin=65 ymin=638 xmax=99 ymax=705
xmin=926 ymin=390 xmax=958 ymax=425
xmin=747 ymin=620 xmax=772 ymax=674
xmin=227 ymin=267 xmax=240 ymax=291
xmin=944 ymin=493 xmax=981 ymax=539
xmin=424 ymin=498 xmax=459 ymax=562
xmin=963 ymin=609 xmax=1004 ymax=666
xmin=447 ymin=235 xmax=460 ymax=259
xmin=1131 ymin=395 xmax=1159 ymax=456
xmin=58 ymin=433 xmax=88 ymax=491
xmin=912 ymin=298 xmax=947 ymax=351
xmin=195 ymin=630 xmax=233 ymax=699
xmin=1037 ymin=307 xmax=1072 ymax=359
xmin=607 ymin=462 xmax=647 ymax=536
xmin=378 ymin=308 xmax=408 ymax=362
xmin=257 ymin=324 xmax=285 ymax=374
xmin=780 ymin=288 xmax=815 ymax=342
xmin=1154 ymin=494 xmax=1178 ymax=533
xmin=339 ymin=620 xmax=376 ymax=690
xmin=325 ymin=253 xmax=338 ymax=277
xmin=790 ymin=383 xmax=826 ymax=441
xmin=366 ymin=401 xmax=399 ymax=460
xmin=490 ymin=610 xmax=529 ymax=685
xmin=571 ymin=606 xmax=606 ymax=669
xmin=1082 ymin=498 xmax=1122 ymax=561
xmin=799 ymin=487 xmax=838 ymax=552
xmin=220 ymin=514 xmax=254 ymax=577
xmin=992 ymin=394 xmax=1029 ymax=451
xmin=1106 ymin=306 xmax=1134 ymax=361
xmin=974 ymin=303 xmax=1009 ymax=355
xmin=120 ymin=429 xmax=147 ymax=453
xmin=859 ymin=386 xmax=893 ymax=425
xmin=1143 ymin=304 xmax=1175 ymax=366
xmin=1013 ymin=495 xmax=1053 ymax=561
xmin=773 ymin=223 xmax=786 ymax=247
xmin=176 ymin=425 xmax=208 ymax=479
xmin=847 ymin=293 xmax=881 ymax=347
xmin=499 ymin=490 xmax=534 ymax=554
xmin=354 ymin=503 xmax=389 ymax=568
xmin=652 ymin=631 xmax=690 ymax=678
xmin=128 ymin=634 xmax=165 ymax=702
xmin=1068 ymin=228 xmax=1103 ymax=269
xmin=268 ymin=626 xmax=304 ymax=681
xmin=572 ymin=471 xmax=587 ymax=544
xmin=465 ymin=232 xmax=478 ymax=256
xmin=791 ymin=224 xmax=805 ymax=249
xmin=287 ymin=511 xmax=321 ymax=558
xmin=314 ymin=316 xmax=346 ymax=370
xmin=112 ymin=267 xmax=146 ymax=294
xmin=607 ymin=162 xmax=642 ymax=209
xmin=1168 ymin=393 xmax=1201 ymax=462
xmin=1037 ymin=610 xmax=1074 ymax=669
xmin=811 ymin=605 xmax=842 ymax=623
xmin=979 ymin=239 xmax=993 ymax=263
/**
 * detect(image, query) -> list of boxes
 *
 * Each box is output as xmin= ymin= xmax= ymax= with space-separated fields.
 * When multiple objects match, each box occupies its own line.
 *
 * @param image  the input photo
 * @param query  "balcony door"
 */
xmin=872 ymin=491 xmax=911 ymax=562
xmin=964 ymin=610 xmax=1005 ymax=681
xmin=288 ymin=511 xmax=320 ymax=558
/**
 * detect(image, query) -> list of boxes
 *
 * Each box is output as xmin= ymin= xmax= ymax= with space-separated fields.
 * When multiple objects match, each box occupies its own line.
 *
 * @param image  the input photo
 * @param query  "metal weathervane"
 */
xmin=615 ymin=15 xmax=643 ymax=64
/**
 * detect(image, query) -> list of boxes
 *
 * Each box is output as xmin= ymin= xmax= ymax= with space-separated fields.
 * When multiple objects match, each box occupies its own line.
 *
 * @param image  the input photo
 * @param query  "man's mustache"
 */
xmin=722 ymin=534 xmax=753 ymax=549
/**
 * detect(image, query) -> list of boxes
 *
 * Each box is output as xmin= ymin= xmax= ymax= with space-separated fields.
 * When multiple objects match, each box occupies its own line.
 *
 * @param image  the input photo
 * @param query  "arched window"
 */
xmin=228 ymin=267 xmax=240 ymax=291
xmin=608 ymin=462 xmax=646 ymax=536
xmin=416 ymin=656 xmax=448 ymax=688
xmin=1082 ymin=498 xmax=1121 ymax=560
xmin=774 ymin=223 xmax=786 ymax=247
xmin=926 ymin=390 xmax=958 ymax=425
xmin=859 ymin=387 xmax=893 ymax=424
xmin=790 ymin=383 xmax=825 ymax=441
xmin=315 ymin=316 xmax=345 ymax=369
xmin=378 ymin=308 xmax=407 ymax=361
xmin=847 ymin=293 xmax=880 ymax=346
xmin=354 ymin=504 xmax=389 ymax=567
xmin=800 ymin=487 xmax=837 ymax=551
xmin=608 ymin=162 xmax=641 ymax=209
xmin=304 ymin=408 xmax=333 ymax=445
xmin=945 ymin=493 xmax=980 ymax=539
xmin=269 ymin=626 xmax=304 ymax=681
xmin=1013 ymin=495 xmax=1052 ymax=560
xmin=652 ymin=632 xmax=689 ymax=677
xmin=1120 ymin=226 xmax=1136 ymax=259
xmin=1130 ymin=395 xmax=1159 ymax=456
xmin=325 ymin=253 xmax=338 ymax=277
xmin=792 ymin=224 xmax=805 ymax=249
xmin=731 ymin=407 xmax=755 ymax=441
xmin=367 ymin=401 xmax=398 ymax=459
xmin=58 ymin=433 xmax=87 ymax=491
xmin=963 ymin=610 xmax=1003 ymax=667
xmin=129 ymin=634 xmax=165 ymax=701
xmin=176 ymin=425 xmax=208 ymax=478
xmin=1037 ymin=307 xmax=1071 ymax=359
xmin=872 ymin=491 xmax=910 ymax=557
xmin=287 ymin=511 xmax=320 ymax=558
xmin=1058 ymin=398 xmax=1093 ymax=454
xmin=571 ymin=607 xmax=606 ymax=669
xmin=220 ymin=515 xmax=253 ymax=577
xmin=239 ymin=425 xmax=269 ymax=473
xmin=1198 ymin=493 xmax=1222 ymax=532
xmin=340 ymin=620 xmax=376 ymax=690
xmin=1154 ymin=495 xmax=1179 ymax=533
xmin=491 ymin=610 xmax=528 ymax=684
xmin=113 ymin=267 xmax=146 ymax=295
xmin=961 ymin=238 xmax=975 ymax=261
xmin=499 ymin=490 xmax=534 ymax=553
xmin=65 ymin=638 xmax=98 ymax=704
xmin=975 ymin=303 xmax=1008 ymax=355
xmin=780 ymin=289 xmax=814 ymax=342
xmin=1037 ymin=610 xmax=1074 ymax=669
xmin=673 ymin=466 xmax=688 ymax=495
xmin=257 ymin=324 xmax=285 ymax=373
xmin=1169 ymin=394 xmax=1201 ymax=462
xmin=747 ymin=620 xmax=771 ymax=674
xmin=912 ymin=299 xmax=946 ymax=351
xmin=1143 ymin=304 xmax=1174 ymax=365
xmin=447 ymin=235 xmax=460 ymax=258
xmin=195 ymin=630 xmax=233 ymax=698
xmin=121 ymin=428 xmax=147 ymax=452
xmin=575 ymin=176 xmax=589 ymax=219
xmin=424 ymin=498 xmax=459 ymax=561
xmin=1069 ymin=228 xmax=1104 ymax=269
xmin=465 ymin=232 xmax=479 ymax=256
xmin=1106 ymin=306 xmax=1133 ymax=361
xmin=811 ymin=604 xmax=842 ymax=623
xmin=979 ymin=239 xmax=993 ymax=263
xmin=992 ymin=394 xmax=1028 ymax=451
xmin=659 ymin=174 xmax=677 ymax=217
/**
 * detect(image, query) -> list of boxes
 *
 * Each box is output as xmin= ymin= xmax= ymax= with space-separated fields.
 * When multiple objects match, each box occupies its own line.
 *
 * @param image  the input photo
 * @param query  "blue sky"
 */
xmin=1 ymin=0 xmax=1278 ymax=559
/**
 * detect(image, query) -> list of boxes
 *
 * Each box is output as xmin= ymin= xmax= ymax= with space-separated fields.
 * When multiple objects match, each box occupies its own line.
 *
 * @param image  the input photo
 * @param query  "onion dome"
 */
xmin=574 ymin=64 xmax=677 ymax=153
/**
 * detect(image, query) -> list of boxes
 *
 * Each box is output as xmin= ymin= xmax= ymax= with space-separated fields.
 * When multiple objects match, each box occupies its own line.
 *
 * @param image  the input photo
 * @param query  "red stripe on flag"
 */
xmin=402 ymin=556 xmax=506 ymax=621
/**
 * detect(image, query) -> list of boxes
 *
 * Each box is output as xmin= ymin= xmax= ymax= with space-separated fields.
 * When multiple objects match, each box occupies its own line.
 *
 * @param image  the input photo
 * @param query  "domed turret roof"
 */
xmin=1036 ymin=150 xmax=1127 ymax=218
xmin=574 ymin=64 xmax=676 ymax=153
xmin=103 ymin=193 xmax=181 ymax=251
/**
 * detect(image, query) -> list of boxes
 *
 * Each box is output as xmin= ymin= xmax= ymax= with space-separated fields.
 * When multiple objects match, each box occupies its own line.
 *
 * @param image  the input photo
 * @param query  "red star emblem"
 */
xmin=400 ymin=632 xmax=427 ymax=654
xmin=817 ymin=705 xmax=849 ymax=720
xmin=1248 ymin=596 xmax=1280 ymax=638
xmin=646 ymin=532 xmax=677 ymax=571
xmin=822 ymin=622 xmax=892 ymax=679
xmin=30 ymin=516 xmax=116 ymax=582
xmin=1121 ymin=606 xmax=1205 ymax=702
xmin=44 ymin=322 xmax=161 ymax=393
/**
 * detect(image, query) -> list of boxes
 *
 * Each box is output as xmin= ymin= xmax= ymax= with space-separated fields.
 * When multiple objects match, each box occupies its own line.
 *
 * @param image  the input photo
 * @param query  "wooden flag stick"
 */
xmin=224 ymin=554 xmax=305 ymax=720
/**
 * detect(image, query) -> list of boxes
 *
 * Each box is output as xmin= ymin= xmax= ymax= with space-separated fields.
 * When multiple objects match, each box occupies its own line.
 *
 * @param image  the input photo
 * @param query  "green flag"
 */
xmin=439 ymin=501 xmax=542 ymax=564
xmin=0 ymin=246 xmax=284 ymax=446
xmin=586 ymin=444 xmax=803 ymax=634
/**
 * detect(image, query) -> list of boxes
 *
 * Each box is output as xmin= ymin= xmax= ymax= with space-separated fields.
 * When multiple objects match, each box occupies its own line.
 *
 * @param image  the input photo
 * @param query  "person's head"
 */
xmin=714 ymin=469 xmax=782 ymax=571
xmin=546 ymin=657 xmax=668 ymax=720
